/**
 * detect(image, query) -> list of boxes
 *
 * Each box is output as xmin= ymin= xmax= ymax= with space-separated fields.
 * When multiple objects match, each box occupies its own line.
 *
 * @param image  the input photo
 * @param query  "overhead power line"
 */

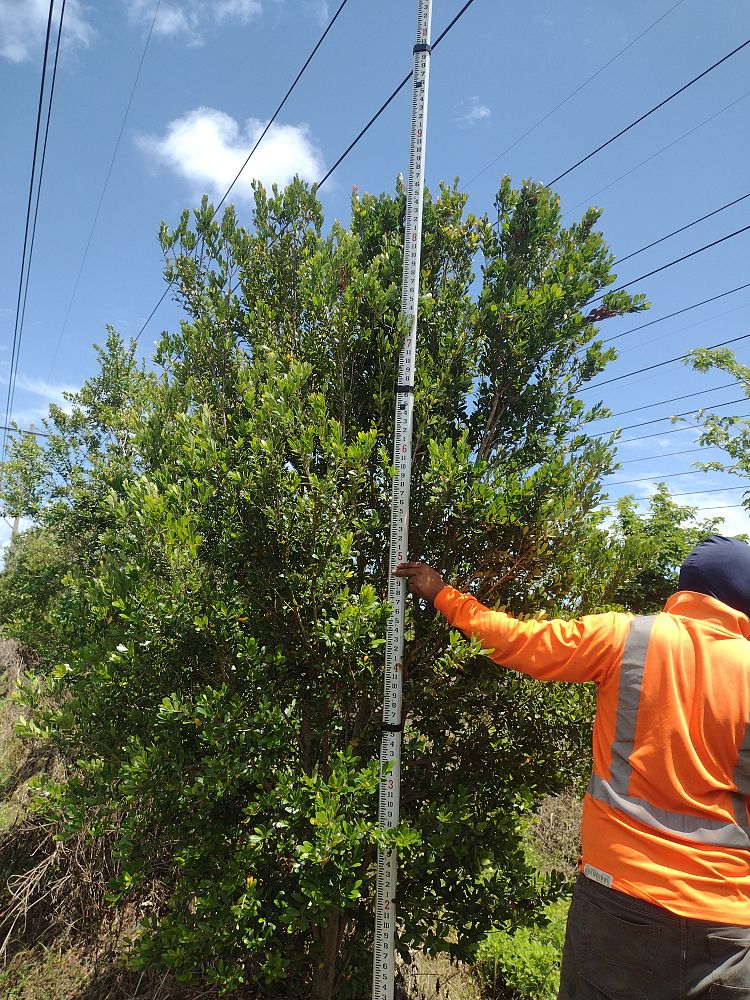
xmin=214 ymin=0 xmax=352 ymax=217
xmin=618 ymin=425 xmax=703 ymax=445
xmin=590 ymin=224 xmax=750 ymax=304
xmin=0 ymin=424 xmax=49 ymax=439
xmin=547 ymin=36 xmax=750 ymax=186
xmin=133 ymin=0 xmax=355 ymax=344
xmin=618 ymin=410 xmax=750 ymax=446
xmin=48 ymin=0 xmax=161 ymax=379
xmin=618 ymin=446 xmax=712 ymax=465
xmin=690 ymin=503 xmax=747 ymax=512
xmin=587 ymin=396 xmax=747 ymax=437
xmin=607 ymin=484 xmax=748 ymax=500
xmin=616 ymin=300 xmax=750 ymax=361
xmin=316 ymin=0 xmax=478 ymax=190
xmin=9 ymin=0 xmax=68 ymax=435
xmin=589 ymin=382 xmax=740 ymax=421
xmin=598 ymin=496 xmax=749 ymax=514
xmin=582 ymin=331 xmax=750 ymax=392
xmin=609 ymin=468 xmax=714 ymax=486
xmin=3 ymin=0 xmax=61 ymax=466
xmin=598 ymin=283 xmax=750 ymax=347
xmin=564 ymin=91 xmax=750 ymax=219
xmin=136 ymin=0 xmax=480 ymax=343
xmin=612 ymin=192 xmax=750 ymax=266
xmin=462 ymin=0 xmax=688 ymax=190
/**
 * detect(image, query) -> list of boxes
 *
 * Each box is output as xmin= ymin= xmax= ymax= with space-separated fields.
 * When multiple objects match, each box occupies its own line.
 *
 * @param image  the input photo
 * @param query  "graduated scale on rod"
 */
xmin=372 ymin=0 xmax=433 ymax=997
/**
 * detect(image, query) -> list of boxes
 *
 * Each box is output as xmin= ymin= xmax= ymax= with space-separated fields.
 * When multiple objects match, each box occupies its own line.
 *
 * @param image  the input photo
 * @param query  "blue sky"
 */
xmin=2 ymin=0 xmax=750 ymax=546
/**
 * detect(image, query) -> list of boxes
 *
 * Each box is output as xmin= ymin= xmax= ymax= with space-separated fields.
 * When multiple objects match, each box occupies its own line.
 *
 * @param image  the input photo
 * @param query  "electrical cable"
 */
xmin=609 ymin=468 xmax=715 ymax=486
xmin=587 ymin=396 xmax=747 ymax=437
xmin=617 ymin=411 xmax=750 ymax=446
xmin=687 ymin=503 xmax=747 ymax=512
xmin=597 ymin=283 xmax=750 ymax=347
xmin=580 ymin=332 xmax=750 ymax=393
xmin=2 ymin=0 xmax=56 ymax=465
xmin=547 ymin=36 xmax=750 ymax=187
xmin=462 ymin=0 xmax=688 ymax=191
xmin=9 ymin=0 xmax=68 ymax=435
xmin=617 ymin=423 xmax=727 ymax=445
xmin=133 ymin=0 xmax=356 ymax=344
xmin=316 ymin=0 xmax=478 ymax=191
xmin=563 ymin=90 xmax=750 ymax=219
xmin=607 ymin=484 xmax=748 ymax=500
xmin=47 ymin=0 xmax=161 ymax=379
xmin=134 ymin=288 xmax=170 ymax=344
xmin=0 ymin=0 xmax=64 ymax=463
xmin=589 ymin=224 xmax=750 ymax=304
xmin=136 ymin=0 xmax=480 ymax=343
xmin=0 ymin=425 xmax=49 ymax=439
xmin=612 ymin=192 xmax=750 ymax=266
xmin=596 ymin=495 xmax=748 ymax=513
xmin=618 ymin=446 xmax=711 ymax=465
xmin=213 ymin=0 xmax=352 ymax=216
xmin=616 ymin=301 xmax=750 ymax=360
xmin=589 ymin=382 xmax=740 ymax=421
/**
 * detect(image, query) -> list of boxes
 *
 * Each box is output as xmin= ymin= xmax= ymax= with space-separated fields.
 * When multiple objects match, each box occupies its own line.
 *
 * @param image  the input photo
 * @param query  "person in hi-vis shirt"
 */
xmin=395 ymin=534 xmax=750 ymax=999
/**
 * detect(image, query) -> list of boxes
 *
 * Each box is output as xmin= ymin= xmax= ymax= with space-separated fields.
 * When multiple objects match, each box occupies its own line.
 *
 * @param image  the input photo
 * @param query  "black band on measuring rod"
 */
xmin=396 ymin=384 xmax=415 ymax=394
xmin=382 ymin=721 xmax=404 ymax=732
xmin=413 ymin=42 xmax=431 ymax=54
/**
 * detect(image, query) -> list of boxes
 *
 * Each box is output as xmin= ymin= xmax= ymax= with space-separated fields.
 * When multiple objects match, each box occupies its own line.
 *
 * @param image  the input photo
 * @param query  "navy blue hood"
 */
xmin=678 ymin=535 xmax=750 ymax=617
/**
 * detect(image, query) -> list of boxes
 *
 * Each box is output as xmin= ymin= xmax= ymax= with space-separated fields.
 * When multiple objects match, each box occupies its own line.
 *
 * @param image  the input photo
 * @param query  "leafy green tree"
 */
xmin=572 ymin=486 xmax=725 ymax=615
xmin=0 ymin=327 xmax=157 ymax=566
xmin=0 ymin=527 xmax=72 ymax=660
xmin=683 ymin=348 xmax=750 ymax=497
xmin=2 ymin=177 xmax=644 ymax=998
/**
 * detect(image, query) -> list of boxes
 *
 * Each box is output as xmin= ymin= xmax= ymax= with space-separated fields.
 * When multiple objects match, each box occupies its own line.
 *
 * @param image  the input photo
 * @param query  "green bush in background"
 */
xmin=474 ymin=896 xmax=569 ymax=1000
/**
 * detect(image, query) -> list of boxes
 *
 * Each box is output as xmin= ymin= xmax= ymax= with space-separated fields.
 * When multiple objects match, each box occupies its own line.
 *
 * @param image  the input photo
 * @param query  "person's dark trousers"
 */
xmin=558 ymin=873 xmax=750 ymax=999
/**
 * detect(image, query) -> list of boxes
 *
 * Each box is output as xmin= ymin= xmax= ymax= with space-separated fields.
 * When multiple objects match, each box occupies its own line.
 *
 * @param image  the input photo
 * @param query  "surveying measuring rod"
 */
xmin=372 ymin=1 xmax=433 ymax=996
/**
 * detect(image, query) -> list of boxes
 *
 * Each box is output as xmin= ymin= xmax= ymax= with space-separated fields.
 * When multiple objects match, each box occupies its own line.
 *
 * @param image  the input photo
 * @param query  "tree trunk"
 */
xmin=310 ymin=907 xmax=341 ymax=1000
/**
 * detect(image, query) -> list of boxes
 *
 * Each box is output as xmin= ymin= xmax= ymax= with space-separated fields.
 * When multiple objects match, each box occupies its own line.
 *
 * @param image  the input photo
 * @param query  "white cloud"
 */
xmin=137 ymin=107 xmax=324 ymax=201
xmin=0 ymin=373 xmax=76 ymax=424
xmin=7 ymin=405 xmax=53 ymax=426
xmin=216 ymin=0 xmax=262 ymax=23
xmin=12 ymin=373 xmax=76 ymax=407
xmin=0 ymin=0 xmax=93 ymax=64
xmin=687 ymin=490 xmax=750 ymax=536
xmin=618 ymin=427 xmax=700 ymax=451
xmin=455 ymin=97 xmax=491 ymax=130
xmin=126 ymin=0 xmax=262 ymax=42
xmin=305 ymin=0 xmax=330 ymax=25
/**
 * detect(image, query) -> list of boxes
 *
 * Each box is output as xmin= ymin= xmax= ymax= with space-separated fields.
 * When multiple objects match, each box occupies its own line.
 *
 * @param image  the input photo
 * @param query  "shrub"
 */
xmin=474 ymin=896 xmax=569 ymax=1000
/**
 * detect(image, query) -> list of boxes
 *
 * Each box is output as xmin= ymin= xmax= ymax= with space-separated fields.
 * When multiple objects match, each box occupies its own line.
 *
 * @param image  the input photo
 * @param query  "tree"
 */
xmin=1 ymin=177 xmax=645 ymax=998
xmin=682 ymin=348 xmax=750 ymax=503
xmin=572 ymin=486 xmax=726 ymax=615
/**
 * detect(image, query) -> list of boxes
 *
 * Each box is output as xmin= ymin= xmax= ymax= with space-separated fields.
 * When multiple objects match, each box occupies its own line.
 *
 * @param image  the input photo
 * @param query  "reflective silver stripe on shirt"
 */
xmin=609 ymin=616 xmax=657 ymax=795
xmin=588 ymin=614 xmax=750 ymax=850
xmin=588 ymin=773 xmax=750 ymax=850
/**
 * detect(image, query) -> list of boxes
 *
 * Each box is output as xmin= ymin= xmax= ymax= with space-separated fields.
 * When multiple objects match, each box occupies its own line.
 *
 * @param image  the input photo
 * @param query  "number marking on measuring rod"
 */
xmin=373 ymin=1 xmax=433 ymax=997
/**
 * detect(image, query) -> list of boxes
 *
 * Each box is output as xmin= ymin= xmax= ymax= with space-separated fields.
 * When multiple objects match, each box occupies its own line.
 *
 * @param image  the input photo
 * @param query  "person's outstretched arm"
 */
xmin=393 ymin=562 xmax=627 ymax=684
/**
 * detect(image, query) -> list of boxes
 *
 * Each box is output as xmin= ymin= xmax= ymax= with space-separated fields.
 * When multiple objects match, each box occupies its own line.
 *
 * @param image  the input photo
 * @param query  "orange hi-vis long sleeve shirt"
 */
xmin=433 ymin=585 xmax=750 ymax=925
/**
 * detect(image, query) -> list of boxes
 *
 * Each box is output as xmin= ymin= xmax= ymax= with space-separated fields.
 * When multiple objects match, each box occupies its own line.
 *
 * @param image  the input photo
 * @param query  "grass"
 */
xmin=0 ymin=948 xmax=90 ymax=1000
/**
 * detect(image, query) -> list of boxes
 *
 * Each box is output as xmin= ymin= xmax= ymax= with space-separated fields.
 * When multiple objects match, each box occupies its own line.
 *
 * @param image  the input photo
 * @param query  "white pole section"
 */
xmin=372 ymin=1 xmax=433 ymax=997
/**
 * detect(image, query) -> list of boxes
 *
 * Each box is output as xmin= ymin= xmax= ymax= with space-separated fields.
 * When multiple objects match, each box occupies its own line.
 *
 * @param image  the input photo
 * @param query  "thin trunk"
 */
xmin=310 ymin=907 xmax=341 ymax=1000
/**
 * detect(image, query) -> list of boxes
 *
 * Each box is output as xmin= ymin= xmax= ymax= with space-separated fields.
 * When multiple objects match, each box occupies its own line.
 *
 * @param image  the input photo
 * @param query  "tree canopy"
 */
xmin=0 ymin=176 xmax=656 ymax=997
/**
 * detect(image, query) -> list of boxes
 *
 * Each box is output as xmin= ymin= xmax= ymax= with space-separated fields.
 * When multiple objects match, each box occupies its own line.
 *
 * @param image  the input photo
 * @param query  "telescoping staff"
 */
xmin=394 ymin=534 xmax=750 ymax=1000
